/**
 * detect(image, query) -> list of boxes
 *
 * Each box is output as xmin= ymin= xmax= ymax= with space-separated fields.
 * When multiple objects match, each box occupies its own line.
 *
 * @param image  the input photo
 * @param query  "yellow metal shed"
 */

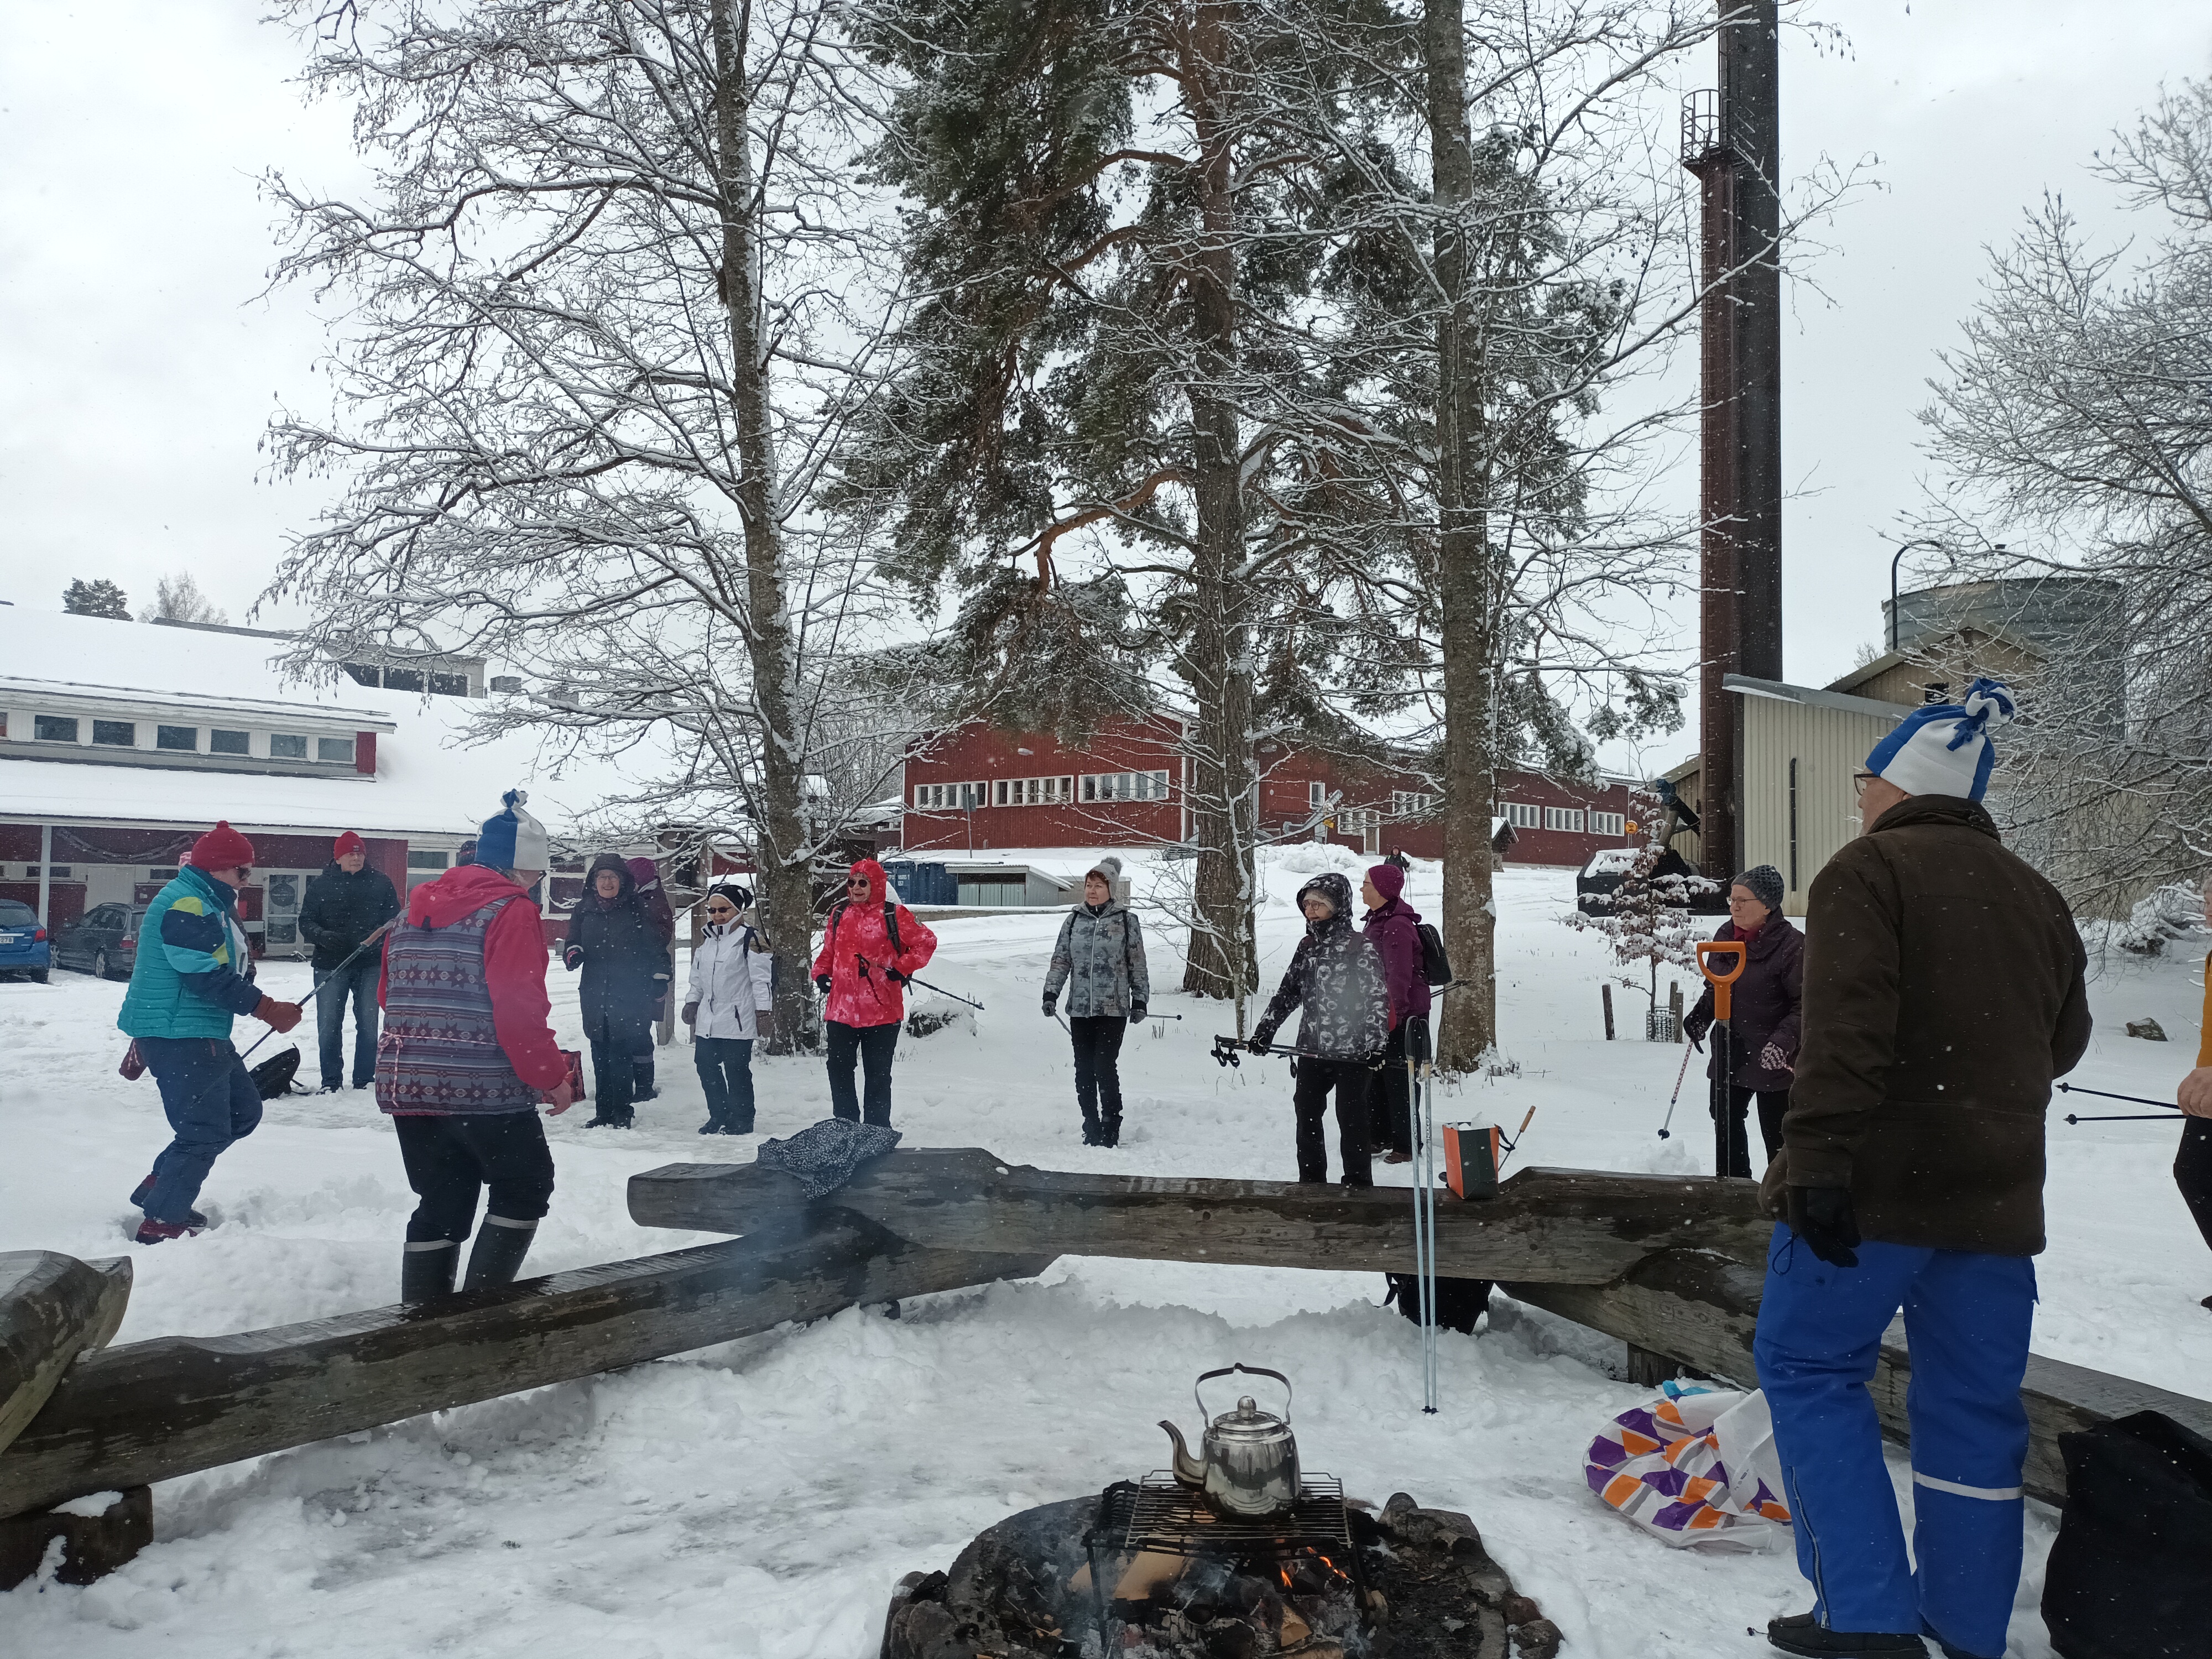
xmin=1725 ymin=674 xmax=1908 ymax=916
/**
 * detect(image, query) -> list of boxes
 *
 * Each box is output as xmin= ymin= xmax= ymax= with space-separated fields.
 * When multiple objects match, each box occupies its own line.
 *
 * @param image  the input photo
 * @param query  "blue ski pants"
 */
xmin=1754 ymin=1226 xmax=2035 ymax=1659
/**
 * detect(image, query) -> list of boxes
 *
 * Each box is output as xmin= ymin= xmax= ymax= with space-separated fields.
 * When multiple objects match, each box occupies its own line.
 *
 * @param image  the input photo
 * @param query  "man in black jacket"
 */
xmin=300 ymin=832 xmax=402 ymax=1092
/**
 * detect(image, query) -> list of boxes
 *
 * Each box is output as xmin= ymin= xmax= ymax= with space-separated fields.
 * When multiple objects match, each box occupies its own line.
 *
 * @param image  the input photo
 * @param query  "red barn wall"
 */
xmin=901 ymin=718 xmax=1185 ymax=852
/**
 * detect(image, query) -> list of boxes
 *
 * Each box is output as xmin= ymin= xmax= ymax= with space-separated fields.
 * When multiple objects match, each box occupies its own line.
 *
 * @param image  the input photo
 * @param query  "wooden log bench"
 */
xmin=627 ymin=1152 xmax=1775 ymax=1283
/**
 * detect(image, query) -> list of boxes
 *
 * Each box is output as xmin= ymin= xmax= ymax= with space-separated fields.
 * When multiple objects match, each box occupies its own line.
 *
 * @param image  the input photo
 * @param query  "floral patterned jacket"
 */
xmin=1256 ymin=872 xmax=1390 ymax=1060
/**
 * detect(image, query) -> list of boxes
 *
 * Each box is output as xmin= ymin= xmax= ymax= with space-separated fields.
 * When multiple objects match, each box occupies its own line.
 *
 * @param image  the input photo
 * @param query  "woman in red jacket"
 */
xmin=811 ymin=858 xmax=936 ymax=1125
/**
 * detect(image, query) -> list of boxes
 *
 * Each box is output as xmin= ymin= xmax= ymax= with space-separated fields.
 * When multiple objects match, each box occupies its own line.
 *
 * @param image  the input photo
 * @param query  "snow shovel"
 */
xmin=1695 ymin=940 xmax=1747 ymax=1178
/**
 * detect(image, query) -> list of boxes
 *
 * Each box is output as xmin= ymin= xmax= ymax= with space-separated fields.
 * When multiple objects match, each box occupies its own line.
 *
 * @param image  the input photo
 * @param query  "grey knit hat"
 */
xmin=1732 ymin=864 xmax=1785 ymax=913
xmin=1087 ymin=855 xmax=1124 ymax=883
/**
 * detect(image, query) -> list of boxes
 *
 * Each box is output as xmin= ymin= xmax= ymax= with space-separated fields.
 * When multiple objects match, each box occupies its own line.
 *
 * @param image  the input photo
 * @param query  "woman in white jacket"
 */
xmin=682 ymin=884 xmax=775 ymax=1134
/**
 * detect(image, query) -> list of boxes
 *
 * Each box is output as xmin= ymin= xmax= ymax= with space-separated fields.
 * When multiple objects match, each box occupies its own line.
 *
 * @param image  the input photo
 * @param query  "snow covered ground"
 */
xmin=2 ymin=852 xmax=2207 ymax=1657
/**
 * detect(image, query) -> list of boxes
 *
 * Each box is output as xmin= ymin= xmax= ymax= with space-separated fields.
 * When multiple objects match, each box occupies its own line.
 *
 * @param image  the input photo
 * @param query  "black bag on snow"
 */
xmin=2042 ymin=1408 xmax=2212 ymax=1659
xmin=1416 ymin=922 xmax=1452 ymax=987
xmin=249 ymin=1047 xmax=302 ymax=1099
xmin=1383 ymin=1274 xmax=1491 ymax=1334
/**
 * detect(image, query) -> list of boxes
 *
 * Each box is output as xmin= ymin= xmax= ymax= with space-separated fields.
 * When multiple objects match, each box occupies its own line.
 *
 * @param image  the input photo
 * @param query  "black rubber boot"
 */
xmin=401 ymin=1239 xmax=460 ymax=1305
xmin=1768 ymin=1613 xmax=1927 ymax=1659
xmin=1102 ymin=1114 xmax=1122 ymax=1149
xmin=461 ymin=1217 xmax=539 ymax=1291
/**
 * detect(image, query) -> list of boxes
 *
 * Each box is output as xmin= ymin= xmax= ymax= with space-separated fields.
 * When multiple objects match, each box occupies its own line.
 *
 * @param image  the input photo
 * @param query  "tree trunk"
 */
xmin=1177 ymin=3 xmax=1256 ymax=1001
xmin=1426 ymin=0 xmax=1499 ymax=1070
xmin=712 ymin=0 xmax=813 ymax=1051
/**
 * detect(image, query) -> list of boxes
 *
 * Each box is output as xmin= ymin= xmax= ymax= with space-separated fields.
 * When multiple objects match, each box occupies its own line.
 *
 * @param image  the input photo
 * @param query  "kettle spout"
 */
xmin=1159 ymin=1420 xmax=1205 ymax=1489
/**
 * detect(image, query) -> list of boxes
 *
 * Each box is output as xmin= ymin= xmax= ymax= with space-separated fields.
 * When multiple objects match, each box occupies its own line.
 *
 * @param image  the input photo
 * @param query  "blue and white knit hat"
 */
xmin=476 ymin=789 xmax=550 ymax=872
xmin=1865 ymin=678 xmax=2017 ymax=802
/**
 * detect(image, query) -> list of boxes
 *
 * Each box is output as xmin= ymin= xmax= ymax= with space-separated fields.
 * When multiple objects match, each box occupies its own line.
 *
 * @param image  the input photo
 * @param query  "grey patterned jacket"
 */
xmin=1044 ymin=900 xmax=1151 ymax=1019
xmin=1256 ymin=872 xmax=1390 ymax=1060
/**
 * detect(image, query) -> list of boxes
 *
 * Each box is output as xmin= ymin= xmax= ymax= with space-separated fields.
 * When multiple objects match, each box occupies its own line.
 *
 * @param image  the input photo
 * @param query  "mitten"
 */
xmin=1683 ymin=1008 xmax=1712 ymax=1046
xmin=255 ymin=995 xmax=304 ymax=1034
xmin=563 ymin=945 xmax=583 ymax=971
xmin=813 ymin=973 xmax=832 ymax=995
xmin=681 ymin=1001 xmax=700 ymax=1025
xmin=1042 ymin=994 xmax=1057 ymax=1018
xmin=1785 ymin=1185 xmax=1861 ymax=1269
xmin=1759 ymin=1041 xmax=1794 ymax=1074
xmin=1250 ymin=1020 xmax=1277 ymax=1052
xmin=1129 ymin=1003 xmax=1147 ymax=1024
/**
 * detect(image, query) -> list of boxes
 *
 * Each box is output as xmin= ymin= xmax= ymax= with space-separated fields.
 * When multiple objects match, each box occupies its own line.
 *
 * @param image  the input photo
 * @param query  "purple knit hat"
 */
xmin=1367 ymin=863 xmax=1405 ymax=901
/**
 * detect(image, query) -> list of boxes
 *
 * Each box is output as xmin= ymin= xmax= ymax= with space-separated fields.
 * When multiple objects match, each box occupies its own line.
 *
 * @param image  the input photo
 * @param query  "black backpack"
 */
xmin=828 ymin=899 xmax=903 ymax=959
xmin=2043 ymin=1410 xmax=2212 ymax=1659
xmin=1416 ymin=921 xmax=1452 ymax=987
xmin=248 ymin=1048 xmax=302 ymax=1099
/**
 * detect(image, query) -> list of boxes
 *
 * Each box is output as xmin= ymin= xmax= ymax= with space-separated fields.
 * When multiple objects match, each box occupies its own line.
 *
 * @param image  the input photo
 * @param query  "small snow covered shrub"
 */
xmin=2114 ymin=882 xmax=2205 ymax=956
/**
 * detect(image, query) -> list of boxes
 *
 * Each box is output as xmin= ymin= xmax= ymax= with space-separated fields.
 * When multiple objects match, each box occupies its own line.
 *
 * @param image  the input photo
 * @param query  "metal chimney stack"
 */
xmin=1682 ymin=2 xmax=1782 ymax=879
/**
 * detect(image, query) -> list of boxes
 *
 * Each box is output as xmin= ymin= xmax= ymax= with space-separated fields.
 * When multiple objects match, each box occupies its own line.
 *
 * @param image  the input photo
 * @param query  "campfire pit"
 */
xmin=880 ymin=1486 xmax=1562 ymax=1659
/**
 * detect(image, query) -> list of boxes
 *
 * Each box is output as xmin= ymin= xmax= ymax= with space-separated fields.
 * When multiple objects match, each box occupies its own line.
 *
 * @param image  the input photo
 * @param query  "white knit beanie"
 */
xmin=1865 ymin=679 xmax=2017 ymax=802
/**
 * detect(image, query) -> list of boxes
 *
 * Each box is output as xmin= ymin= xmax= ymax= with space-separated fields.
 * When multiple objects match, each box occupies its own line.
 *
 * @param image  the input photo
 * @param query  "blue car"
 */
xmin=0 ymin=899 xmax=51 ymax=983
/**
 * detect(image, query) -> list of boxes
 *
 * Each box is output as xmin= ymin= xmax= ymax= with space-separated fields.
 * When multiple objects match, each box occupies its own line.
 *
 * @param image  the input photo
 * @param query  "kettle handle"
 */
xmin=1194 ymin=1363 xmax=1293 ymax=1423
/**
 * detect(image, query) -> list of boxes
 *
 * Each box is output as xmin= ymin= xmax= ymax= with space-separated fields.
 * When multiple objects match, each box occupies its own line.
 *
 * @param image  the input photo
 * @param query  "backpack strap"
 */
xmin=884 ymin=901 xmax=902 ymax=959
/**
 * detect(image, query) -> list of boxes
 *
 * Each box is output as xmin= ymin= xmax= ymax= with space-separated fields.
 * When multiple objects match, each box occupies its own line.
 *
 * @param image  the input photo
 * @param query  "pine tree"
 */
xmin=62 ymin=578 xmax=131 ymax=619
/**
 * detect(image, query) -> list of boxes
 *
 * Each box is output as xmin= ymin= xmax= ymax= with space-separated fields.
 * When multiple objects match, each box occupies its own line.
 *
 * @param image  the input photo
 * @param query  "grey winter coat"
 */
xmin=1044 ymin=900 xmax=1151 ymax=1019
xmin=1255 ymin=873 xmax=1390 ymax=1061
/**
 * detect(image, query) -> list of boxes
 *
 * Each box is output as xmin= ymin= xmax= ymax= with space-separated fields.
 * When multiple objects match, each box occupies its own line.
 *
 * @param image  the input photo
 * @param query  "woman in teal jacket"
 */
xmin=119 ymin=822 xmax=302 ymax=1243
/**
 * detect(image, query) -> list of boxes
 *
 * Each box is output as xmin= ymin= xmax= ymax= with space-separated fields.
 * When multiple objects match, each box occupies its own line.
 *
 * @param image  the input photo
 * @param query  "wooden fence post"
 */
xmin=1601 ymin=983 xmax=1615 ymax=1041
xmin=1670 ymin=980 xmax=1683 ymax=1042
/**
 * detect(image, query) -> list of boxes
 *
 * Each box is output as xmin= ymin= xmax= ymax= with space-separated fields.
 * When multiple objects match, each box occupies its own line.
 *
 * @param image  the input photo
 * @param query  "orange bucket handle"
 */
xmin=1696 ymin=939 xmax=1747 ymax=1021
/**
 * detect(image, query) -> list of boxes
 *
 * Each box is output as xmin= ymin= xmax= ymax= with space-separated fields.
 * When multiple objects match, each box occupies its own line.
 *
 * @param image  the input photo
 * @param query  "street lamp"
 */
xmin=1888 ymin=538 xmax=2006 ymax=652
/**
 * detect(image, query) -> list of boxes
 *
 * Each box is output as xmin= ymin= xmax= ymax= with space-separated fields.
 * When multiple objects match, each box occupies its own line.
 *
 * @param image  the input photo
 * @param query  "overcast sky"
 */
xmin=1 ymin=3 xmax=2203 ymax=731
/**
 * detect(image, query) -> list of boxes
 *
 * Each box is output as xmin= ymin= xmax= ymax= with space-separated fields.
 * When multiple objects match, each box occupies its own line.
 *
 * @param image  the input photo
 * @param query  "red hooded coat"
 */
xmin=811 ymin=858 xmax=937 ymax=1028
xmin=378 ymin=863 xmax=568 ymax=1093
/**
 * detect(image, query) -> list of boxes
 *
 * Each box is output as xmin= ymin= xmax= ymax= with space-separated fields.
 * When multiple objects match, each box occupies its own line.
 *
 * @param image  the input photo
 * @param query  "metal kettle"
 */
xmin=1160 ymin=1364 xmax=1301 ymax=1519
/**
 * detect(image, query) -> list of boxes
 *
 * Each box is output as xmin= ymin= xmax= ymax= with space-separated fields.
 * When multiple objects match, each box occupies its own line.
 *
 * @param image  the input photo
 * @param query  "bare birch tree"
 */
xmin=260 ymin=0 xmax=915 ymax=1045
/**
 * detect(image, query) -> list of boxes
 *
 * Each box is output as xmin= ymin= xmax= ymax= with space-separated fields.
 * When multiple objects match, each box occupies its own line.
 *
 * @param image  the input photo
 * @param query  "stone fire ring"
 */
xmin=881 ymin=1490 xmax=1564 ymax=1659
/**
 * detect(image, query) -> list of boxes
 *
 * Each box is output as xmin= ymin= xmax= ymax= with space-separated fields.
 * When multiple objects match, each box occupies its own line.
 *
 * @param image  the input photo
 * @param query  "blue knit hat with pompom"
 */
xmin=1865 ymin=678 xmax=2016 ymax=802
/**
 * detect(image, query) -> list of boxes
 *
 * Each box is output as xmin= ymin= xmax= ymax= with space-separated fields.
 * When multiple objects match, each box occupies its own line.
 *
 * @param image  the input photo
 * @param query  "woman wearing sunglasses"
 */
xmin=810 ymin=858 xmax=936 ymax=1125
xmin=682 ymin=883 xmax=775 ymax=1134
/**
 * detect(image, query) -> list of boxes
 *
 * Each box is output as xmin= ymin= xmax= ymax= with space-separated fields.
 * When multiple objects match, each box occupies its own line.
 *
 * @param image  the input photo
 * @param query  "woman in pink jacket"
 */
xmin=811 ymin=858 xmax=937 ymax=1125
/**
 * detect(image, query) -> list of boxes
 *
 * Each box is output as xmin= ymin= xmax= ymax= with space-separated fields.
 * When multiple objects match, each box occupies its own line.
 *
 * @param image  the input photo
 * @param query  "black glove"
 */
xmin=563 ymin=945 xmax=583 ymax=972
xmin=1042 ymin=994 xmax=1057 ymax=1018
xmin=1785 ymin=1185 xmax=1861 ymax=1269
xmin=1250 ymin=1021 xmax=1277 ymax=1052
xmin=885 ymin=967 xmax=908 ymax=985
xmin=1129 ymin=1004 xmax=1147 ymax=1024
xmin=1683 ymin=1009 xmax=1711 ymax=1047
xmin=813 ymin=973 xmax=832 ymax=996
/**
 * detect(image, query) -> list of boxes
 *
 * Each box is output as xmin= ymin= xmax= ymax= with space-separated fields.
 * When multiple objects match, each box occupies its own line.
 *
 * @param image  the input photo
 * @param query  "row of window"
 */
xmin=914 ymin=771 xmax=1176 ymax=811
xmin=15 ymin=714 xmax=354 ymax=765
xmin=342 ymin=662 xmax=471 ymax=697
xmin=1499 ymin=802 xmax=1626 ymax=836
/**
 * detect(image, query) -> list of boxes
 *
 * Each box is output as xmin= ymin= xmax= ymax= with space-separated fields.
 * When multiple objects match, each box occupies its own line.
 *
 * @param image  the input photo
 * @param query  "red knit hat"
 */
xmin=334 ymin=831 xmax=367 ymax=859
xmin=189 ymin=821 xmax=256 ymax=872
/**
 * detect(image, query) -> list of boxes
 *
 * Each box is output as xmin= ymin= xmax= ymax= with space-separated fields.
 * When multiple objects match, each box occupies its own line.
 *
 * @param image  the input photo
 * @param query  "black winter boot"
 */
xmin=1102 ymin=1114 xmax=1122 ymax=1149
xmin=1767 ymin=1613 xmax=1927 ymax=1659
xmin=1081 ymin=1114 xmax=1102 ymax=1146
xmin=461 ymin=1217 xmax=539 ymax=1291
xmin=401 ymin=1239 xmax=460 ymax=1305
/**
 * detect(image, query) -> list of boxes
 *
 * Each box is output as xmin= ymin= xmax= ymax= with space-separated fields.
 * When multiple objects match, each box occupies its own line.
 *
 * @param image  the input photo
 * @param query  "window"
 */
xmin=1308 ymin=781 xmax=1326 ymax=808
xmin=1502 ymin=801 xmax=1541 ymax=830
xmin=149 ymin=868 xmax=178 ymax=880
xmin=0 ymin=901 xmax=34 ymax=926
xmin=407 ymin=849 xmax=450 ymax=870
xmin=157 ymin=724 xmax=198 ymax=752
xmin=1543 ymin=806 xmax=1585 ymax=833
xmin=1589 ymin=811 xmax=1626 ymax=837
xmin=210 ymin=728 xmax=251 ymax=755
xmin=1081 ymin=770 xmax=1171 ymax=803
xmin=25 ymin=865 xmax=73 ymax=879
xmin=911 ymin=781 xmax=985 ymax=811
xmin=34 ymin=714 xmax=80 ymax=743
xmin=92 ymin=720 xmax=135 ymax=747
xmin=994 ymin=775 xmax=1072 ymax=806
xmin=317 ymin=736 xmax=356 ymax=765
xmin=269 ymin=733 xmax=308 ymax=759
xmin=429 ymin=671 xmax=470 ymax=697
xmin=382 ymin=667 xmax=425 ymax=692
xmin=1391 ymin=790 xmax=1436 ymax=817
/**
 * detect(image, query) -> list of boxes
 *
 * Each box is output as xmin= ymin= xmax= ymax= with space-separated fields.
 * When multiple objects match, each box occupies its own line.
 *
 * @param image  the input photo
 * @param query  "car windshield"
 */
xmin=0 ymin=901 xmax=35 ymax=926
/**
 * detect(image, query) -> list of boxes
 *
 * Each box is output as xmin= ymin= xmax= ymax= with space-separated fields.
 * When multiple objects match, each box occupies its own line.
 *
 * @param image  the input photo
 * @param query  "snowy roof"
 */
xmin=0 ymin=608 xmax=659 ymax=841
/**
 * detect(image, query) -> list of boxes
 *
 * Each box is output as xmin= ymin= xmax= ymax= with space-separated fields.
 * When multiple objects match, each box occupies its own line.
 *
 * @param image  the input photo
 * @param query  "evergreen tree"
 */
xmin=62 ymin=578 xmax=131 ymax=619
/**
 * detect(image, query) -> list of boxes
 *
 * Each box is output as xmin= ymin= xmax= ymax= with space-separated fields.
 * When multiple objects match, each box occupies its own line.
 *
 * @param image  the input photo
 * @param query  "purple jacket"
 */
xmin=1361 ymin=898 xmax=1430 ymax=1030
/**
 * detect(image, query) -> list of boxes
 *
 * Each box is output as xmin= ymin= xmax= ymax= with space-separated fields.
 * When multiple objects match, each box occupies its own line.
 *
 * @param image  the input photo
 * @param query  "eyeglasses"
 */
xmin=704 ymin=903 xmax=735 ymax=915
xmin=847 ymin=878 xmax=868 ymax=889
xmin=1851 ymin=771 xmax=1878 ymax=797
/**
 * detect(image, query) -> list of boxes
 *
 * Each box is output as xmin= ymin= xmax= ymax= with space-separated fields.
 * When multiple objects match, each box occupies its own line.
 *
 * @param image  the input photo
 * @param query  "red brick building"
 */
xmin=900 ymin=718 xmax=1639 ymax=867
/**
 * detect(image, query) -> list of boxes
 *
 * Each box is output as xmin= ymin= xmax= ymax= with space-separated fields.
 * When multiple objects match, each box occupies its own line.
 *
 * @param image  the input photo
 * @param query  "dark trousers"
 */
xmin=583 ymin=1011 xmax=649 ymax=1124
xmin=1293 ymin=1058 xmax=1373 ymax=1186
xmin=2177 ymin=1118 xmax=2212 ymax=1254
xmin=314 ymin=952 xmax=382 ymax=1088
xmin=393 ymin=1112 xmax=555 ymax=1243
xmin=140 ymin=1035 xmax=264 ymax=1224
xmin=1714 ymin=1083 xmax=1791 ymax=1176
xmin=695 ymin=1036 xmax=756 ymax=1131
xmin=826 ymin=1020 xmax=899 ymax=1125
xmin=1068 ymin=1015 xmax=1126 ymax=1130
xmin=1375 ymin=1025 xmax=1416 ymax=1156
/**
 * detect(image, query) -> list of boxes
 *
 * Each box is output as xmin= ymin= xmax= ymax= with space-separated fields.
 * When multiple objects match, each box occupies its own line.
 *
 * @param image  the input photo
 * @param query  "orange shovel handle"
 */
xmin=1696 ymin=940 xmax=1747 ymax=1021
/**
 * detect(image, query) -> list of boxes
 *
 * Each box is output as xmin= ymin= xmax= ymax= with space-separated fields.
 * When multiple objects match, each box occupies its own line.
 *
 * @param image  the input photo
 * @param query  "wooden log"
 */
xmin=0 ymin=1252 xmax=133 ymax=1457
xmin=0 ymin=1217 xmax=1048 ymax=1522
xmin=0 ymin=1485 xmax=152 ymax=1590
xmin=628 ymin=1151 xmax=1773 ymax=1284
xmin=1506 ymin=1252 xmax=2212 ymax=1506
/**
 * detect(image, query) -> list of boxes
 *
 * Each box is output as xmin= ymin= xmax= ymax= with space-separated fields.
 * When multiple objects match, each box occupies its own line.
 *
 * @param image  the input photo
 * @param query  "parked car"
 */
xmin=54 ymin=901 xmax=145 ymax=980
xmin=1574 ymin=846 xmax=1727 ymax=918
xmin=0 ymin=900 xmax=51 ymax=983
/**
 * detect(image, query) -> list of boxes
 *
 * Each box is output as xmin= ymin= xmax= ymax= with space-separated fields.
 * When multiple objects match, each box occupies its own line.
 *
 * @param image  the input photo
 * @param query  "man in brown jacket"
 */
xmin=1754 ymin=679 xmax=2091 ymax=1659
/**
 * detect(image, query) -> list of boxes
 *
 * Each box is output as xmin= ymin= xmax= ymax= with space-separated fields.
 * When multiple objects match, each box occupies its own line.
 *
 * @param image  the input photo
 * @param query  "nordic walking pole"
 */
xmin=1405 ymin=1014 xmax=1438 ymax=1414
xmin=1695 ymin=941 xmax=1747 ymax=1177
xmin=1496 ymin=1106 xmax=1538 ymax=1173
xmin=863 ymin=957 xmax=984 ymax=1011
xmin=1657 ymin=1040 xmax=1694 ymax=1140
xmin=2056 ymin=1083 xmax=2183 ymax=1112
xmin=2064 ymin=1113 xmax=2188 ymax=1124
